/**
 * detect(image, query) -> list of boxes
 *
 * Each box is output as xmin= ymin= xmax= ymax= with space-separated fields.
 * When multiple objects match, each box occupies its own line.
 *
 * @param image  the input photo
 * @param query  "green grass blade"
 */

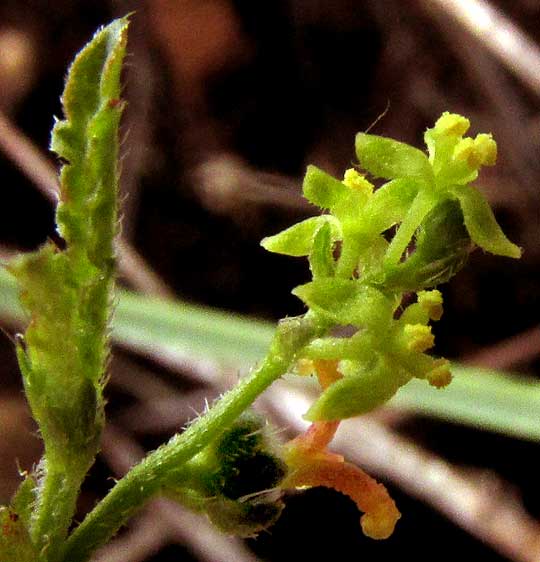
xmin=115 ymin=290 xmax=275 ymax=370
xmin=1 ymin=267 xmax=538 ymax=441
xmin=391 ymin=365 xmax=540 ymax=440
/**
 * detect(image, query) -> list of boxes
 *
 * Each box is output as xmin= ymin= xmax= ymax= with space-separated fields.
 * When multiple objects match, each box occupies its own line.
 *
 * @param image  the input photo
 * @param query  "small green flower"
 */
xmin=262 ymin=112 xmax=519 ymax=422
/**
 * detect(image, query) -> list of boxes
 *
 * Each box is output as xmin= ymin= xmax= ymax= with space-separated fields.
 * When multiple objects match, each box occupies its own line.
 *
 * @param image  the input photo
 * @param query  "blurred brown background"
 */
xmin=0 ymin=1 xmax=539 ymax=561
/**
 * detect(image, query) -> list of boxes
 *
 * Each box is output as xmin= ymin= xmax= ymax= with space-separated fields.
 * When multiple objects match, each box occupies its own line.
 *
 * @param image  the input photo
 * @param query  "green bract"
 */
xmin=262 ymin=112 xmax=520 ymax=421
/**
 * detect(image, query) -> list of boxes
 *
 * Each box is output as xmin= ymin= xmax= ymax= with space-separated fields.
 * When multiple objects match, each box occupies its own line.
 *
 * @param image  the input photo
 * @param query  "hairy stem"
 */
xmin=31 ymin=457 xmax=90 ymax=562
xmin=61 ymin=314 xmax=321 ymax=562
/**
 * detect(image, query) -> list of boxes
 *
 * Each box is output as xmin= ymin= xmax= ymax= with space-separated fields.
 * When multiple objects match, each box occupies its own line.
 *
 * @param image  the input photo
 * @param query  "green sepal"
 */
xmin=305 ymin=356 xmax=410 ymax=421
xmin=261 ymin=215 xmax=341 ymax=257
xmin=452 ymin=185 xmax=521 ymax=258
xmin=356 ymin=133 xmax=434 ymax=183
xmin=309 ymin=222 xmax=336 ymax=278
xmin=380 ymin=199 xmax=471 ymax=290
xmin=302 ymin=165 xmax=350 ymax=209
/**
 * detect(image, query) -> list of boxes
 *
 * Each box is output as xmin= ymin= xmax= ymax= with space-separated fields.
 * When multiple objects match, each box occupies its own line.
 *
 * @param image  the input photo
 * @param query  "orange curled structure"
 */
xmin=284 ymin=360 xmax=400 ymax=539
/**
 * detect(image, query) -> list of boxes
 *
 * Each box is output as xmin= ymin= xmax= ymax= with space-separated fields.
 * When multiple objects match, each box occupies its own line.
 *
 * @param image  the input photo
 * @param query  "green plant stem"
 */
xmin=61 ymin=314 xmax=321 ymax=562
xmin=31 ymin=457 xmax=89 ymax=562
xmin=384 ymin=191 xmax=436 ymax=265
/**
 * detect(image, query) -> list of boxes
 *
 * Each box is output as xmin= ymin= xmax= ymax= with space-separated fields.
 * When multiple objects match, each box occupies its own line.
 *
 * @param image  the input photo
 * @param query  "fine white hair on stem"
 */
xmin=99 ymin=425 xmax=260 ymax=562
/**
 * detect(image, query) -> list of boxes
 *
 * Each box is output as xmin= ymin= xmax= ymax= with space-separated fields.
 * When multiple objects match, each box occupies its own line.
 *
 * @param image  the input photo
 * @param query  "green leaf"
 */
xmin=261 ymin=215 xmax=341 ymax=257
xmin=10 ymin=18 xmax=128 ymax=458
xmin=6 ymin=18 xmax=129 ymax=559
xmin=51 ymin=18 xmax=128 ymax=262
xmin=452 ymin=185 xmax=521 ymax=258
xmin=0 ymin=475 xmax=38 ymax=561
xmin=302 ymin=165 xmax=350 ymax=209
xmin=10 ymin=247 xmax=104 ymax=458
xmin=292 ymin=280 xmax=393 ymax=328
xmin=356 ymin=133 xmax=434 ymax=183
xmin=306 ymin=356 xmax=410 ymax=421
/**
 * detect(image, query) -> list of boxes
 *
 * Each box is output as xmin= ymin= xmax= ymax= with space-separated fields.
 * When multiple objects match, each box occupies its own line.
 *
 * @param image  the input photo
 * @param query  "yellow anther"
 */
xmin=296 ymin=358 xmax=315 ymax=376
xmin=417 ymin=290 xmax=443 ymax=321
xmin=433 ymin=112 xmax=470 ymax=137
xmin=403 ymin=324 xmax=434 ymax=353
xmin=453 ymin=137 xmax=480 ymax=167
xmin=343 ymin=168 xmax=374 ymax=196
xmin=473 ymin=133 xmax=497 ymax=166
xmin=453 ymin=133 xmax=497 ymax=169
xmin=426 ymin=359 xmax=452 ymax=388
